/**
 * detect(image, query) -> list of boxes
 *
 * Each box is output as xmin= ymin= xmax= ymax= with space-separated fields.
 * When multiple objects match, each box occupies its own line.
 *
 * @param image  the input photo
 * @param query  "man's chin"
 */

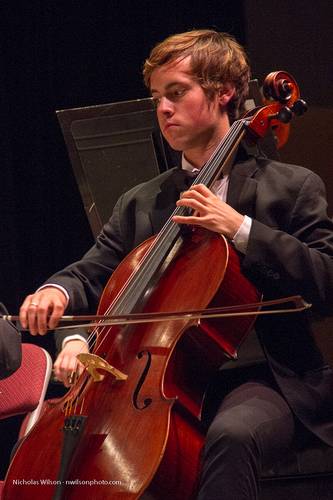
xmin=168 ymin=144 xmax=182 ymax=152
xmin=164 ymin=136 xmax=187 ymax=152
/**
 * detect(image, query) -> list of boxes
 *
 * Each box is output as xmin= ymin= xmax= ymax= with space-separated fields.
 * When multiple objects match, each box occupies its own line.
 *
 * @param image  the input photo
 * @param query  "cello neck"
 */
xmin=103 ymin=119 xmax=248 ymax=318
xmin=193 ymin=118 xmax=246 ymax=187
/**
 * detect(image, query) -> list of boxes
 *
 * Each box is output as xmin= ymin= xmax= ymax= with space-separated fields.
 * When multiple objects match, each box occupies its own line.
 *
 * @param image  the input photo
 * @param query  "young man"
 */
xmin=20 ymin=30 xmax=333 ymax=499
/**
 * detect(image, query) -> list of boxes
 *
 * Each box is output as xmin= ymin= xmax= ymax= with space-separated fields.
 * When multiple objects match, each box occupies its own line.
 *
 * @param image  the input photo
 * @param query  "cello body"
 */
xmin=3 ymin=231 xmax=259 ymax=499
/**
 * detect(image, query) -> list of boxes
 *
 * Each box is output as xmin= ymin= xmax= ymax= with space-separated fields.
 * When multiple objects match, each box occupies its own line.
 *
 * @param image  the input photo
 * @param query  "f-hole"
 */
xmin=133 ymin=350 xmax=153 ymax=410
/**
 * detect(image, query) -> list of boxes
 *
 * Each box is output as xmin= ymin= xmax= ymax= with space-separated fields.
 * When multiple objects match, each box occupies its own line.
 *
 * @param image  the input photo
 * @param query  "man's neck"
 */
xmin=183 ymin=136 xmax=226 ymax=170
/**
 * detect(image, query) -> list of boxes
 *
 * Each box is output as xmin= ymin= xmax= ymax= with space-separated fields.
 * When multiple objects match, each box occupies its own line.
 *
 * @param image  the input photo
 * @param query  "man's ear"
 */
xmin=217 ymin=84 xmax=235 ymax=105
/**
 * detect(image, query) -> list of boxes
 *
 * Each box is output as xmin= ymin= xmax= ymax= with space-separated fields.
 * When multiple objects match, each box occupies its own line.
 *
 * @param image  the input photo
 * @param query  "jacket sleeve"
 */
xmin=0 ymin=303 xmax=22 ymax=379
xmin=45 ymin=193 xmax=127 ymax=315
xmin=242 ymin=171 xmax=333 ymax=314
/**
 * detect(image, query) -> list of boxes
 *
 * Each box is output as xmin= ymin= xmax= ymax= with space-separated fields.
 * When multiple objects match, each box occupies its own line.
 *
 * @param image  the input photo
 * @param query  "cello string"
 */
xmin=84 ymin=119 xmax=247 ymax=351
xmin=83 ymin=122 xmax=241 ymax=333
xmin=99 ymin=119 xmax=246 ymax=316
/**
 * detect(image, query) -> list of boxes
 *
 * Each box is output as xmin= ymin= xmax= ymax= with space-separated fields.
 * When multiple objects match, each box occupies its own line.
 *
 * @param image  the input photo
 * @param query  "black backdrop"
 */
xmin=0 ymin=0 xmax=332 ymax=478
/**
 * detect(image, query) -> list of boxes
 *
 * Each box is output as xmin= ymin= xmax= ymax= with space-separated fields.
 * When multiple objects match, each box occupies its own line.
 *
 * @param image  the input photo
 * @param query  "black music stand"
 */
xmin=56 ymin=98 xmax=179 ymax=237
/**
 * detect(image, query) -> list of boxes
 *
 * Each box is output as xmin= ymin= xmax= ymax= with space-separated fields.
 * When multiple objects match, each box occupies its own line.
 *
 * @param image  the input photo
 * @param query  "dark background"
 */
xmin=0 ymin=0 xmax=332 ymax=476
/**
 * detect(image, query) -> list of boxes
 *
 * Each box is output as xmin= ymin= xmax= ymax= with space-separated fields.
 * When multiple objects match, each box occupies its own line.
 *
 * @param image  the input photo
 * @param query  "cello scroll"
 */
xmin=247 ymin=71 xmax=307 ymax=148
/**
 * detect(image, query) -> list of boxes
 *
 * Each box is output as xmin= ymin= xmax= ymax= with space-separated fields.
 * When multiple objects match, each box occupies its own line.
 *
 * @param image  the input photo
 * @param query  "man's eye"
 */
xmin=152 ymin=97 xmax=160 ymax=108
xmin=173 ymin=89 xmax=185 ymax=97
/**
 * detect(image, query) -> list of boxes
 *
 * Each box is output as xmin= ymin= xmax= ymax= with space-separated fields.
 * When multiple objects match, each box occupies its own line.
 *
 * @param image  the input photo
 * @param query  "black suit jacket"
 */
xmin=49 ymin=152 xmax=333 ymax=445
xmin=0 ymin=303 xmax=21 ymax=379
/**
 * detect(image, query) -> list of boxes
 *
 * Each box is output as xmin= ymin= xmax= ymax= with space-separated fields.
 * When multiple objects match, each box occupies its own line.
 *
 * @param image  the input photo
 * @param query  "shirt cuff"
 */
xmin=61 ymin=335 xmax=89 ymax=350
xmin=232 ymin=215 xmax=252 ymax=254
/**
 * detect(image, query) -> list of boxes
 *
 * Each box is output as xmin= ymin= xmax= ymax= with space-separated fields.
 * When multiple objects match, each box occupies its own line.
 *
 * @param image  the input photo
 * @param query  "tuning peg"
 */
xmin=277 ymin=106 xmax=293 ymax=123
xmin=291 ymin=99 xmax=308 ymax=116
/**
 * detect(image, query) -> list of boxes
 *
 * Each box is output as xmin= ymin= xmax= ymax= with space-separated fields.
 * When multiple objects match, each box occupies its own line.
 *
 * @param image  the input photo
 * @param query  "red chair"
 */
xmin=0 ymin=343 xmax=52 ymax=436
xmin=0 ymin=343 xmax=52 ymax=497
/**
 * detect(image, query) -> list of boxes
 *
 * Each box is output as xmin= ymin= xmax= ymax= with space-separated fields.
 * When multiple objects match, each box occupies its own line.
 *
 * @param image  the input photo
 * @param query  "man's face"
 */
xmin=150 ymin=57 xmax=228 ymax=159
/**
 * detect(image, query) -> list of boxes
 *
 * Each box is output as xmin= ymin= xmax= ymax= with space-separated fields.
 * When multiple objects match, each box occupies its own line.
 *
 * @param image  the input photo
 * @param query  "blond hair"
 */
xmin=143 ymin=29 xmax=250 ymax=121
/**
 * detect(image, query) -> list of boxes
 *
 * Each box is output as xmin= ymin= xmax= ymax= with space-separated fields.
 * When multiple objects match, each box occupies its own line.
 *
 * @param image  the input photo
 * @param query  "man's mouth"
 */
xmin=164 ymin=122 xmax=178 ymax=131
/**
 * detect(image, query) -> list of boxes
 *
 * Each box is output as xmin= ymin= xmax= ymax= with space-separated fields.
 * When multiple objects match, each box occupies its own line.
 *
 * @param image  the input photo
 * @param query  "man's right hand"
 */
xmin=19 ymin=287 xmax=68 ymax=335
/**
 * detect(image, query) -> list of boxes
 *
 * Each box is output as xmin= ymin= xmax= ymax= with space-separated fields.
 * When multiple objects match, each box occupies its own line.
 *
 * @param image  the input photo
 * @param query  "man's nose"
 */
xmin=158 ymin=96 xmax=174 ymax=115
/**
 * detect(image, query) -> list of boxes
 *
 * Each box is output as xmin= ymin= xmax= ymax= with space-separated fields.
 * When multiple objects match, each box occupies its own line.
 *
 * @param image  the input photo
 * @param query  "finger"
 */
xmin=53 ymin=356 xmax=65 ymax=380
xmin=19 ymin=295 xmax=34 ymax=329
xmin=180 ymin=188 xmax=209 ymax=204
xmin=190 ymin=183 xmax=214 ymax=196
xmin=70 ymin=362 xmax=84 ymax=380
xmin=54 ymin=363 xmax=73 ymax=386
xmin=66 ymin=364 xmax=83 ymax=386
xmin=172 ymin=215 xmax=206 ymax=226
xmin=48 ymin=302 xmax=65 ymax=330
xmin=35 ymin=300 xmax=52 ymax=335
xmin=27 ymin=300 xmax=44 ymax=335
xmin=54 ymin=354 xmax=76 ymax=379
xmin=20 ymin=293 xmax=48 ymax=335
xmin=176 ymin=198 xmax=205 ymax=213
xmin=54 ymin=353 xmax=84 ymax=385
xmin=191 ymin=185 xmax=220 ymax=206
xmin=62 ymin=361 xmax=84 ymax=387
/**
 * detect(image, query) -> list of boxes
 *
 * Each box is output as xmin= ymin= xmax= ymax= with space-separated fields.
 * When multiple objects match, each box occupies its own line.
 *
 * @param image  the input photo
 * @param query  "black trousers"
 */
xmin=197 ymin=365 xmax=296 ymax=500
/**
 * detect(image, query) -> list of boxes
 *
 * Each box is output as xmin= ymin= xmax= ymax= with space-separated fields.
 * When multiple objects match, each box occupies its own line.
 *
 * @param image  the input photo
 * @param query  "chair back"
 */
xmin=0 ymin=343 xmax=52 ymax=436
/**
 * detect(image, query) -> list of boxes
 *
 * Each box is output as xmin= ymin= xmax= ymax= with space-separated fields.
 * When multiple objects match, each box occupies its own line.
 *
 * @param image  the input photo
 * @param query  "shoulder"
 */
xmin=250 ymin=157 xmax=329 ymax=228
xmin=121 ymin=167 xmax=181 ymax=201
xmin=107 ymin=166 xmax=182 ymax=228
xmin=233 ymin=149 xmax=325 ymax=191
xmin=236 ymin=154 xmax=326 ymax=199
xmin=254 ymin=156 xmax=322 ymax=186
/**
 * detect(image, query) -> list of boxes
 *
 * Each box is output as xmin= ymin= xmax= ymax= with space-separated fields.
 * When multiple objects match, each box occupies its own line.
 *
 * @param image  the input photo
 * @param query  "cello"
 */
xmin=2 ymin=71 xmax=307 ymax=499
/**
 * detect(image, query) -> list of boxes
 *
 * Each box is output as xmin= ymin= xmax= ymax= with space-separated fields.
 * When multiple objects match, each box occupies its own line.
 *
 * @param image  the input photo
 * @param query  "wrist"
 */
xmin=37 ymin=284 xmax=70 ymax=307
xmin=229 ymin=214 xmax=245 ymax=239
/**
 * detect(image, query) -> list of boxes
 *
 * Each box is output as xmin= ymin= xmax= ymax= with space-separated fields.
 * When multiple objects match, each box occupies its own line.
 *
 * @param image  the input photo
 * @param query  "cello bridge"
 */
xmin=76 ymin=353 xmax=128 ymax=382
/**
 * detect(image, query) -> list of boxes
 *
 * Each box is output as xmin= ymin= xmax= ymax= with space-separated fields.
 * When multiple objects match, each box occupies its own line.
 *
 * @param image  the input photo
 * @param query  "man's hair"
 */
xmin=143 ymin=29 xmax=250 ymax=121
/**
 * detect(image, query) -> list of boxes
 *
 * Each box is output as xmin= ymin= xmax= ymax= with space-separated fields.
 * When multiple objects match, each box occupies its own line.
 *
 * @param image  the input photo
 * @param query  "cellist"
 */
xmin=19 ymin=29 xmax=333 ymax=500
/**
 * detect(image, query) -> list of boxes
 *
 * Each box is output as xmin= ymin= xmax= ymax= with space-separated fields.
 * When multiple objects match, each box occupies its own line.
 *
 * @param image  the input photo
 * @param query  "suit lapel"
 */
xmin=227 ymin=157 xmax=259 ymax=217
xmin=149 ymin=168 xmax=191 ymax=234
